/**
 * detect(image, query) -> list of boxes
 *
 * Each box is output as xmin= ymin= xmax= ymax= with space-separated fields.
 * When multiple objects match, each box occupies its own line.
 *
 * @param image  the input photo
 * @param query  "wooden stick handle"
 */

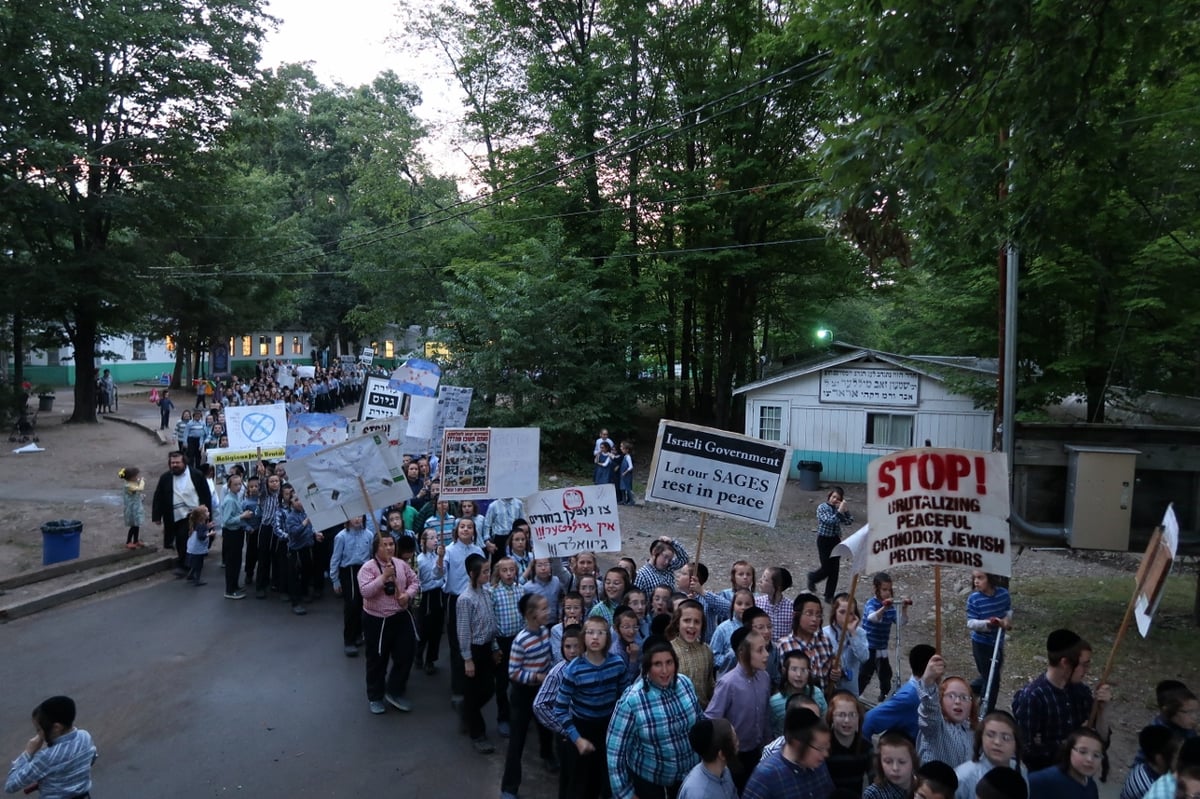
xmin=358 ymin=476 xmax=378 ymax=529
xmin=835 ymin=573 xmax=860 ymax=663
xmin=1089 ymin=589 xmax=1137 ymax=727
xmin=934 ymin=566 xmax=943 ymax=653
xmin=690 ymin=512 xmax=707 ymax=580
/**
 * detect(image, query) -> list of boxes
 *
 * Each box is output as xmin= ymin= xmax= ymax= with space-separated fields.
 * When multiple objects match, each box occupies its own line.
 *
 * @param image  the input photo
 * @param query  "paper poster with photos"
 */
xmin=440 ymin=427 xmax=540 ymax=500
xmin=440 ymin=429 xmax=492 ymax=496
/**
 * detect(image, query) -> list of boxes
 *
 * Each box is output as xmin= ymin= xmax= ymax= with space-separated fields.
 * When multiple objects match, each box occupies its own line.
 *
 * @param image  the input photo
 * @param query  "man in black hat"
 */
xmin=1011 ymin=628 xmax=1113 ymax=771
xmin=151 ymin=450 xmax=214 ymax=575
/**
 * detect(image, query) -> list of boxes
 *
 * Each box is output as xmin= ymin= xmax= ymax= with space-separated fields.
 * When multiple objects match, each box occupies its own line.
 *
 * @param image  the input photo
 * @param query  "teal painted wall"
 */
xmin=789 ymin=449 xmax=874 ymax=483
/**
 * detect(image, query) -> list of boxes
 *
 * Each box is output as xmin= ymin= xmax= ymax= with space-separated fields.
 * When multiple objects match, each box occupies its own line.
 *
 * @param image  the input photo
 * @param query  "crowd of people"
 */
xmin=11 ymin=422 xmax=1198 ymax=799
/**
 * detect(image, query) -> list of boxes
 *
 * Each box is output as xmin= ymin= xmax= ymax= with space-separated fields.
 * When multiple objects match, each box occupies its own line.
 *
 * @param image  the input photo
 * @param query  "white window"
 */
xmin=758 ymin=405 xmax=783 ymax=441
xmin=866 ymin=413 xmax=913 ymax=448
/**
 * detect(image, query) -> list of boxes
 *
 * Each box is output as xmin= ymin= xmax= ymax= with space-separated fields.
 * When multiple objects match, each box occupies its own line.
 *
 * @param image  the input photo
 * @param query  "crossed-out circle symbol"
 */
xmin=242 ymin=413 xmax=276 ymax=443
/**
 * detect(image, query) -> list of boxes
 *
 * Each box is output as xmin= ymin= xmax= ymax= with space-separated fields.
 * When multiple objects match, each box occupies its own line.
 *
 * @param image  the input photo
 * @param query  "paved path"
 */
xmin=0 ymin=580 xmax=555 ymax=797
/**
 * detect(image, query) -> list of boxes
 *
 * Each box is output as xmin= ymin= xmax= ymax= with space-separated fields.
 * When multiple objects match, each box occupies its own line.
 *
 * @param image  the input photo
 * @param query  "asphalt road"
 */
xmin=0 ymin=578 xmax=558 ymax=798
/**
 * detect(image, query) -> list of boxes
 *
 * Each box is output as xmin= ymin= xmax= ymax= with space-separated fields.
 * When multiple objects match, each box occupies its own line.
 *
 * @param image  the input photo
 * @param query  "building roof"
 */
xmin=732 ymin=342 xmax=998 ymax=396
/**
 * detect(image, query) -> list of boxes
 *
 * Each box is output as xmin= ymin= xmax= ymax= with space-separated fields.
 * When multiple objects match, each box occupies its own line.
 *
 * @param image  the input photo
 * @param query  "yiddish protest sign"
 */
xmin=358 ymin=376 xmax=405 ymax=421
xmin=527 ymin=484 xmax=621 ymax=559
xmin=388 ymin=358 xmax=441 ymax=397
xmin=866 ymin=448 xmax=1011 ymax=576
xmin=645 ymin=420 xmax=791 ymax=526
xmin=431 ymin=386 xmax=473 ymax=449
xmin=348 ymin=415 xmax=407 ymax=447
xmin=289 ymin=434 xmax=409 ymax=529
xmin=225 ymin=403 xmax=287 ymax=452
xmin=440 ymin=427 xmax=540 ymax=501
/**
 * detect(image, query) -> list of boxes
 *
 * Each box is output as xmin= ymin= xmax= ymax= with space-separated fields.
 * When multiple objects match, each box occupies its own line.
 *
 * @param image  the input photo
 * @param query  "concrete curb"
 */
xmin=0 ymin=554 xmax=175 ymax=622
xmin=102 ymin=413 xmax=171 ymax=445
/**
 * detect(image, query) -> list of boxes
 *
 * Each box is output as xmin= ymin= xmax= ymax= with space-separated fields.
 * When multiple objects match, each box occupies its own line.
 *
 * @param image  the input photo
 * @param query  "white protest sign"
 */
xmin=358 ymin=376 xmax=404 ymax=421
xmin=360 ymin=346 xmax=375 ymax=365
xmin=296 ymin=365 xmax=316 ymax=379
xmin=866 ymin=448 xmax=1011 ymax=576
xmin=286 ymin=412 xmax=349 ymax=459
xmin=407 ymin=394 xmax=437 ymax=441
xmin=1134 ymin=504 xmax=1179 ymax=637
xmin=348 ymin=415 xmax=407 ymax=447
xmin=225 ymin=403 xmax=287 ymax=451
xmin=431 ymin=386 xmax=473 ymax=449
xmin=644 ymin=420 xmax=791 ymax=526
xmin=439 ymin=427 xmax=540 ymax=501
xmin=527 ymin=484 xmax=621 ymax=558
xmin=288 ymin=433 xmax=410 ymax=530
xmin=277 ymin=370 xmax=295 ymax=389
xmin=832 ymin=524 xmax=872 ymax=576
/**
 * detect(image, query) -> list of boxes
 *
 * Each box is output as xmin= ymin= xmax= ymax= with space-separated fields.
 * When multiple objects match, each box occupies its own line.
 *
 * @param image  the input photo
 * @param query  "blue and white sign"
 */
xmin=225 ymin=403 xmax=288 ymax=452
xmin=387 ymin=358 xmax=442 ymax=397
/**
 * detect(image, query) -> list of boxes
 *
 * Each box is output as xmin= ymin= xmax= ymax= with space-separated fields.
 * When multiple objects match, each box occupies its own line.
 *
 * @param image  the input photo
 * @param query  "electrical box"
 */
xmin=1064 ymin=445 xmax=1139 ymax=550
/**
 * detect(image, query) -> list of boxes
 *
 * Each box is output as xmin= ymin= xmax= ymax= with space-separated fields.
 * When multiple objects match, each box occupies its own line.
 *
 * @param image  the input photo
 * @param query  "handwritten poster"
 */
xmin=526 ymin=484 xmax=621 ymax=558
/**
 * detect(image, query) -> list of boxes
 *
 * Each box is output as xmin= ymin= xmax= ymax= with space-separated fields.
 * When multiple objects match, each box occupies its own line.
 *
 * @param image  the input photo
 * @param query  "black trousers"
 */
xmin=338 ymin=565 xmax=365 ymax=646
xmin=447 ymin=594 xmax=465 ymax=695
xmin=287 ymin=546 xmax=313 ymax=605
xmin=222 ymin=528 xmax=244 ymax=593
xmin=417 ymin=587 xmax=445 ymax=665
xmin=859 ymin=653 xmax=894 ymax=697
xmin=362 ymin=609 xmax=418 ymax=701
xmin=501 ymin=681 xmax=554 ymax=794
xmin=462 ymin=643 xmax=496 ymax=740
xmin=572 ymin=716 xmax=610 ymax=799
xmin=807 ymin=534 xmax=841 ymax=601
xmin=253 ymin=528 xmax=278 ymax=590
xmin=164 ymin=517 xmax=189 ymax=569
xmin=493 ymin=634 xmax=514 ymax=723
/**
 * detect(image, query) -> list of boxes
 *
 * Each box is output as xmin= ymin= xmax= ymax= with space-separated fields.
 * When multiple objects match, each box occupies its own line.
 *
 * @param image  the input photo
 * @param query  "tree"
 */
xmin=0 ymin=0 xmax=270 ymax=421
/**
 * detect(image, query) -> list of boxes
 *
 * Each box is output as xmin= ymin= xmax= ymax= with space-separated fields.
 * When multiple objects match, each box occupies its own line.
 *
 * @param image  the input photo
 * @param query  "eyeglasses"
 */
xmin=984 ymin=730 xmax=1015 ymax=743
xmin=1072 ymin=747 xmax=1104 ymax=761
xmin=945 ymin=692 xmax=971 ymax=703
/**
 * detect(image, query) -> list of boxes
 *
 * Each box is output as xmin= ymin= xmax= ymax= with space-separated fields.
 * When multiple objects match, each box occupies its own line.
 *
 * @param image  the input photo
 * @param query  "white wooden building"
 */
xmin=734 ymin=346 xmax=997 ymax=483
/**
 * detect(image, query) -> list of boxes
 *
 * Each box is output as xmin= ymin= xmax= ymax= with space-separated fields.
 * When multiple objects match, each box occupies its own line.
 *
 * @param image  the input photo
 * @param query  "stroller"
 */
xmin=9 ymin=392 xmax=38 ymax=443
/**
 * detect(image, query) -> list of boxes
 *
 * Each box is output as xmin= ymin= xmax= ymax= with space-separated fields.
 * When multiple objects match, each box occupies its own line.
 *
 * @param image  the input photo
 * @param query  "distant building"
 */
xmin=733 ymin=345 xmax=997 ymax=483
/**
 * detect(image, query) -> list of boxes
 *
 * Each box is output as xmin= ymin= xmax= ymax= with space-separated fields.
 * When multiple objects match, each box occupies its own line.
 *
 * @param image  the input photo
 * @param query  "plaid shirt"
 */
xmin=816 ymin=501 xmax=852 ymax=538
xmin=1012 ymin=673 xmax=1095 ymax=771
xmin=917 ymin=680 xmax=973 ymax=767
xmin=755 ymin=593 xmax=794 ymax=643
xmin=778 ymin=631 xmax=838 ymax=694
xmin=487 ymin=580 xmax=524 ymax=637
xmin=533 ymin=659 xmax=570 ymax=735
xmin=606 ymin=676 xmax=703 ymax=799
xmin=742 ymin=749 xmax=835 ymax=799
xmin=672 ymin=638 xmax=715 ymax=707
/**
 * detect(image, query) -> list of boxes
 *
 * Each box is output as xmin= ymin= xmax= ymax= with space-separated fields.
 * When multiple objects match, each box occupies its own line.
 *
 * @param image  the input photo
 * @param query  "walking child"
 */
xmin=119 ymin=466 xmax=145 ymax=549
xmin=157 ymin=389 xmax=174 ymax=431
xmin=185 ymin=506 xmax=214 ymax=586
xmin=415 ymin=529 xmax=446 ymax=673
xmin=966 ymin=570 xmax=1011 ymax=713
xmin=618 ymin=440 xmax=635 ymax=505
xmin=500 ymin=593 xmax=555 ymax=799
xmin=459 ymin=553 xmax=501 ymax=753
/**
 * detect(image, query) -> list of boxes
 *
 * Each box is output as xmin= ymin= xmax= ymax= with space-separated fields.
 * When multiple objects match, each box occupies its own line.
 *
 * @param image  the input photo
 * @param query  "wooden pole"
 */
xmin=689 ymin=512 xmax=708 ymax=585
xmin=1088 ymin=577 xmax=1141 ymax=727
xmin=358 ymin=476 xmax=378 ymax=532
xmin=934 ymin=566 xmax=943 ymax=653
xmin=835 ymin=573 xmax=860 ymax=663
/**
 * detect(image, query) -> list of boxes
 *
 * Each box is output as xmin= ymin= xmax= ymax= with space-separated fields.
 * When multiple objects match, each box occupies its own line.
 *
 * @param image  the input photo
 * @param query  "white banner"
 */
xmin=819 ymin=367 xmax=919 ymax=406
xmin=205 ymin=446 xmax=286 ymax=466
xmin=360 ymin=346 xmax=375 ymax=365
xmin=358 ymin=376 xmax=404 ymax=421
xmin=866 ymin=448 xmax=1011 ymax=576
xmin=407 ymin=394 xmax=437 ymax=442
xmin=289 ymin=433 xmax=410 ymax=530
xmin=439 ymin=427 xmax=540 ymax=501
xmin=527 ymin=484 xmax=621 ymax=559
xmin=225 ymin=403 xmax=288 ymax=451
xmin=644 ymin=420 xmax=792 ymax=526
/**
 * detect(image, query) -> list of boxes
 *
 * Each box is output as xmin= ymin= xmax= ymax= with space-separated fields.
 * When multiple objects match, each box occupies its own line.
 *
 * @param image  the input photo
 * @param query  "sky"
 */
xmin=257 ymin=0 xmax=468 ymax=177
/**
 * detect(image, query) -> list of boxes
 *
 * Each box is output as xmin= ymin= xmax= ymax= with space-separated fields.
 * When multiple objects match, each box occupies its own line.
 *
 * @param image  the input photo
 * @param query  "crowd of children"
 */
xmin=113 ymin=446 xmax=1198 ymax=799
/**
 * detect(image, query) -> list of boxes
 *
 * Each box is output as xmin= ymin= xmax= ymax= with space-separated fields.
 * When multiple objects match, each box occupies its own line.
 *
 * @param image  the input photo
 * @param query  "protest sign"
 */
xmin=286 ymin=412 xmax=349 ymax=460
xmin=277 ymin=369 xmax=295 ymax=389
xmin=440 ymin=427 xmax=540 ymax=500
xmin=347 ymin=415 xmax=407 ymax=447
xmin=407 ymin=394 xmax=437 ymax=442
xmin=288 ymin=433 xmax=409 ymax=529
xmin=225 ymin=403 xmax=287 ymax=452
xmin=388 ymin=358 xmax=441 ymax=397
xmin=431 ymin=386 xmax=473 ymax=449
xmin=295 ymin=365 xmax=316 ymax=379
xmin=1134 ymin=504 xmax=1180 ymax=637
xmin=205 ymin=446 xmax=286 ymax=466
xmin=360 ymin=346 xmax=375 ymax=365
xmin=357 ymin=376 xmax=404 ymax=421
xmin=527 ymin=484 xmax=621 ymax=558
xmin=865 ymin=448 xmax=1011 ymax=576
xmin=644 ymin=420 xmax=791 ymax=526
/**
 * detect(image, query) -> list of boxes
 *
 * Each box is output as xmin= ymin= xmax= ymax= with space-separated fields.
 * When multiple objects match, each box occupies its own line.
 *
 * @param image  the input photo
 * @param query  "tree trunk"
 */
xmin=68 ymin=309 xmax=98 ymax=423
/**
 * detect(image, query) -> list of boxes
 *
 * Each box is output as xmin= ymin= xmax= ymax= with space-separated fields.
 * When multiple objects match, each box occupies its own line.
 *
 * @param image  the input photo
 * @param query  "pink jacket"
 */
xmin=358 ymin=556 xmax=419 ymax=618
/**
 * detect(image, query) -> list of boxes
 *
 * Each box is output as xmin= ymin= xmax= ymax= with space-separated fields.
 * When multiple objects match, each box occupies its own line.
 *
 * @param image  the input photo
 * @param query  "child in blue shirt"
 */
xmin=859 ymin=572 xmax=910 ymax=702
xmin=966 ymin=570 xmax=1011 ymax=713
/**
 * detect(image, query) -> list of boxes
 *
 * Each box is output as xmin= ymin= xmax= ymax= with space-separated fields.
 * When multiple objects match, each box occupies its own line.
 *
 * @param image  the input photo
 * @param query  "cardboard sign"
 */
xmin=388 ymin=358 xmax=441 ymax=397
xmin=644 ymin=420 xmax=791 ymax=526
xmin=358 ymin=376 xmax=405 ymax=421
xmin=1134 ymin=504 xmax=1180 ymax=637
xmin=360 ymin=346 xmax=375 ymax=365
xmin=866 ymin=448 xmax=1011 ymax=576
xmin=205 ymin=446 xmax=286 ymax=465
xmin=295 ymin=365 xmax=316 ymax=379
xmin=431 ymin=386 xmax=473 ymax=448
xmin=288 ymin=434 xmax=409 ymax=529
xmin=286 ymin=412 xmax=349 ymax=459
xmin=527 ymin=484 xmax=621 ymax=558
xmin=439 ymin=427 xmax=540 ymax=500
xmin=225 ymin=403 xmax=287 ymax=451
xmin=347 ymin=415 xmax=407 ymax=447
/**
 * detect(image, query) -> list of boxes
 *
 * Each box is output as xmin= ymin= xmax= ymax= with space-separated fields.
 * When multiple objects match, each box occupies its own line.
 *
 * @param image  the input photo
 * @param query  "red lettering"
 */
xmin=877 ymin=461 xmax=897 ymax=497
xmin=975 ymin=456 xmax=986 ymax=494
xmin=917 ymin=452 xmax=944 ymax=490
xmin=946 ymin=454 xmax=970 ymax=491
xmin=894 ymin=454 xmax=918 ymax=491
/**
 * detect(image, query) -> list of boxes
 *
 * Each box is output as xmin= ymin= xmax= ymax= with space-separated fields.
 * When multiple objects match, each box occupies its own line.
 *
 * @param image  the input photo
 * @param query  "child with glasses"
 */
xmin=955 ymin=710 xmax=1029 ymax=799
xmin=917 ymin=653 xmax=976 ymax=769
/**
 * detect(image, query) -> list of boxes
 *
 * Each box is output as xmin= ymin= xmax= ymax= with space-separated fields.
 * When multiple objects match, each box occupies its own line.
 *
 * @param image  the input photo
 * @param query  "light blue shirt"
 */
xmin=444 ymin=540 xmax=484 ymax=595
xmin=328 ymin=525 xmax=375 ymax=589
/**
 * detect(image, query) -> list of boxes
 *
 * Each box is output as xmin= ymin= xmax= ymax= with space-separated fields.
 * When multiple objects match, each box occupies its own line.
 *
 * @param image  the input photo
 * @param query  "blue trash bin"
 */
xmin=41 ymin=520 xmax=83 ymax=566
xmin=797 ymin=460 xmax=823 ymax=491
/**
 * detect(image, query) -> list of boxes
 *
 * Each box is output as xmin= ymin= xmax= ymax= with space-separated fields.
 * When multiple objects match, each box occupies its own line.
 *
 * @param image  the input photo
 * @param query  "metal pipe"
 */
xmin=1001 ymin=243 xmax=1018 ymax=460
xmin=1008 ymin=508 xmax=1069 ymax=541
